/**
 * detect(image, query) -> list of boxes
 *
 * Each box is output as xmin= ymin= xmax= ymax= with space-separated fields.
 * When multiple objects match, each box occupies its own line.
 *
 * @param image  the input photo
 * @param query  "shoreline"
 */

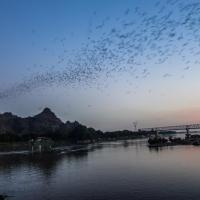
xmin=0 ymin=136 xmax=146 ymax=154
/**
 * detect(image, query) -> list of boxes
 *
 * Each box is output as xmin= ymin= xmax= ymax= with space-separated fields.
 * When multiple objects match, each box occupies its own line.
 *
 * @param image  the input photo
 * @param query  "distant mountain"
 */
xmin=0 ymin=108 xmax=142 ymax=143
xmin=0 ymin=108 xmax=62 ymax=135
xmin=0 ymin=112 xmax=25 ymax=135
xmin=0 ymin=108 xmax=103 ymax=142
xmin=28 ymin=107 xmax=63 ymax=135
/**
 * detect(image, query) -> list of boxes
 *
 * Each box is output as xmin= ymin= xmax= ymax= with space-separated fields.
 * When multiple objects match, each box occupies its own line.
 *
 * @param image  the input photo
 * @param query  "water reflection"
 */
xmin=0 ymin=150 xmax=90 ymax=179
xmin=148 ymin=145 xmax=177 ymax=153
xmin=0 ymin=141 xmax=143 ymax=178
xmin=1 ymin=139 xmax=200 ymax=200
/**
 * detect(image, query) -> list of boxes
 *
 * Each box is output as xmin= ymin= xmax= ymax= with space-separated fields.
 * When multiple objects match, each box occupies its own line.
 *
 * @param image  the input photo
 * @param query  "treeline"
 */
xmin=0 ymin=127 xmax=146 ymax=143
xmin=0 ymin=108 xmax=147 ymax=143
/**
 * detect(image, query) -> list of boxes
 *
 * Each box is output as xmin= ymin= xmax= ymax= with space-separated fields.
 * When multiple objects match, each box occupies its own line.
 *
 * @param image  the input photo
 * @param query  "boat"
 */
xmin=148 ymin=132 xmax=168 ymax=146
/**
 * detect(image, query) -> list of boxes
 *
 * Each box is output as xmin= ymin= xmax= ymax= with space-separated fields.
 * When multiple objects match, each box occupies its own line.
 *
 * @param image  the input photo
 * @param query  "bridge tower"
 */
xmin=185 ymin=126 xmax=190 ymax=139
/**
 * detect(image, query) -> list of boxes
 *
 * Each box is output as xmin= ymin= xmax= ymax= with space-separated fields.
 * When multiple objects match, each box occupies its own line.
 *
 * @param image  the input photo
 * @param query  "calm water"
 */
xmin=1 ymin=139 xmax=200 ymax=200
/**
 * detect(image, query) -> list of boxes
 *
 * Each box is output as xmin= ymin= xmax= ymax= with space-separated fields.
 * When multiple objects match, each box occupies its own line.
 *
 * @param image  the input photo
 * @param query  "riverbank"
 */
xmin=0 ymin=135 xmax=147 ymax=154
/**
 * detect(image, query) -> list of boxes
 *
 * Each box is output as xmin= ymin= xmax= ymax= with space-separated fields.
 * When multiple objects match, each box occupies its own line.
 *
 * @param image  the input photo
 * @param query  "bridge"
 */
xmin=141 ymin=123 xmax=200 ymax=132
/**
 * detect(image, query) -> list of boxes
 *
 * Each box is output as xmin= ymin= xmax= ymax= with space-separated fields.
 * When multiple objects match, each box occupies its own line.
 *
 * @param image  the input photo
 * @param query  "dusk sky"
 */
xmin=1 ymin=0 xmax=200 ymax=131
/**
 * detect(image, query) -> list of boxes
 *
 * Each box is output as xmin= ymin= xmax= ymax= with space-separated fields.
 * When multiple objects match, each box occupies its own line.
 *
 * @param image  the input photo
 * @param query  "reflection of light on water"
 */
xmin=0 ymin=151 xmax=29 ymax=156
xmin=1 ymin=139 xmax=200 ymax=200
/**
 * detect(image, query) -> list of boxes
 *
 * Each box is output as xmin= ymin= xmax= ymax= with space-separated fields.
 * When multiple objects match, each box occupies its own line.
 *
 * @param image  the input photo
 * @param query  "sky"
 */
xmin=0 ymin=0 xmax=200 ymax=131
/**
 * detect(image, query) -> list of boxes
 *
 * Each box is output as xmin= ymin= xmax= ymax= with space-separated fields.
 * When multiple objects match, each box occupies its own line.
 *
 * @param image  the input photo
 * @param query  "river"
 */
xmin=1 ymin=138 xmax=200 ymax=200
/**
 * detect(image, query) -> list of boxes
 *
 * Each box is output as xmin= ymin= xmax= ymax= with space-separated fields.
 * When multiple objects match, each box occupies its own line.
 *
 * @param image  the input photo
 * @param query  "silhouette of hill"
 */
xmin=0 ymin=108 xmax=142 ymax=143
xmin=28 ymin=107 xmax=63 ymax=135
xmin=0 ymin=108 xmax=103 ymax=142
